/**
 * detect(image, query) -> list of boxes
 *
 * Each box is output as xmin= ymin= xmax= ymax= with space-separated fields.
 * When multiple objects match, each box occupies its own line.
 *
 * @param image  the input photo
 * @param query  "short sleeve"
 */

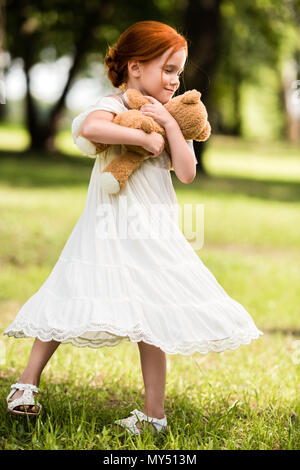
xmin=169 ymin=139 xmax=197 ymax=171
xmin=186 ymin=139 xmax=198 ymax=165
xmin=71 ymin=96 xmax=125 ymax=151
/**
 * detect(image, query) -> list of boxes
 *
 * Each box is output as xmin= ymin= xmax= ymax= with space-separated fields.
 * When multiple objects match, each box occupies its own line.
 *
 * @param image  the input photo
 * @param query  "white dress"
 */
xmin=3 ymin=94 xmax=263 ymax=355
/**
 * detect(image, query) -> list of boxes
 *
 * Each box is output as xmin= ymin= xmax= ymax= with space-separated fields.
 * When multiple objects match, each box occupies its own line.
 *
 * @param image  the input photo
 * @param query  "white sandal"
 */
xmin=114 ymin=408 xmax=168 ymax=436
xmin=6 ymin=383 xmax=42 ymax=416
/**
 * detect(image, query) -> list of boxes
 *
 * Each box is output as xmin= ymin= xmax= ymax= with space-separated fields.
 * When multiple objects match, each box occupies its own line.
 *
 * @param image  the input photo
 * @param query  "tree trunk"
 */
xmin=23 ymin=2 xmax=111 ymax=155
xmin=183 ymin=0 xmax=223 ymax=174
xmin=231 ymin=69 xmax=242 ymax=136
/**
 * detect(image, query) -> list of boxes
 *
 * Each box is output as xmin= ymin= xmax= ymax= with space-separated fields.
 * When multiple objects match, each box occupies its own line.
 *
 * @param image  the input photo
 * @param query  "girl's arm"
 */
xmin=164 ymin=120 xmax=196 ymax=184
xmin=139 ymin=96 xmax=196 ymax=184
xmin=81 ymin=110 xmax=147 ymax=147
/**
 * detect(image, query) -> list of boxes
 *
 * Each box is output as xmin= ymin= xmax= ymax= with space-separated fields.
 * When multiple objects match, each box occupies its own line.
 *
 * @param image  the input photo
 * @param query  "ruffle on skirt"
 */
xmin=3 ymin=256 xmax=264 ymax=355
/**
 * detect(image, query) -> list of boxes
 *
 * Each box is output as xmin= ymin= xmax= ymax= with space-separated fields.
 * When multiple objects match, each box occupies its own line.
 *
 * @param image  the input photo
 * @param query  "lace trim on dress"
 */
xmin=4 ymin=321 xmax=263 ymax=355
xmin=3 ymin=275 xmax=264 ymax=354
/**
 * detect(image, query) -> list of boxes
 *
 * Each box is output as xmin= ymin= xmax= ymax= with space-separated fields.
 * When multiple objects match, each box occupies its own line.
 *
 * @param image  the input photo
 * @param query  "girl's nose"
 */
xmin=170 ymin=76 xmax=180 ymax=87
xmin=169 ymin=82 xmax=178 ymax=91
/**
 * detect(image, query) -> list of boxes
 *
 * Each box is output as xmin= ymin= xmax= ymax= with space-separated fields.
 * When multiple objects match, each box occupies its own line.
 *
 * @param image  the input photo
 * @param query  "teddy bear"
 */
xmin=74 ymin=88 xmax=211 ymax=194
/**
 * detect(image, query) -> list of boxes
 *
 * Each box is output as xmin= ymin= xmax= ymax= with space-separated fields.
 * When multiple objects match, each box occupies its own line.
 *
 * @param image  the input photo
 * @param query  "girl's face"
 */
xmin=126 ymin=47 xmax=186 ymax=104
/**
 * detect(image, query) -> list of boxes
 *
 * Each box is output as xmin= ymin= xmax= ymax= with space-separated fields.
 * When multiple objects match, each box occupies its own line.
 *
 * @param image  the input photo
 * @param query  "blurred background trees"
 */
xmin=0 ymin=0 xmax=299 ymax=171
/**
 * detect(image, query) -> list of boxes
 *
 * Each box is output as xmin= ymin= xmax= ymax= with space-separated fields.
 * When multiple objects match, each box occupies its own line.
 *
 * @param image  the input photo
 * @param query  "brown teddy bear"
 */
xmin=75 ymin=88 xmax=211 ymax=194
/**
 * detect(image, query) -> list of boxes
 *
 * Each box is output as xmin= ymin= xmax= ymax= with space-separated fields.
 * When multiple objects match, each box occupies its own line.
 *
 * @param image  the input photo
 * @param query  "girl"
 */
xmin=4 ymin=21 xmax=263 ymax=436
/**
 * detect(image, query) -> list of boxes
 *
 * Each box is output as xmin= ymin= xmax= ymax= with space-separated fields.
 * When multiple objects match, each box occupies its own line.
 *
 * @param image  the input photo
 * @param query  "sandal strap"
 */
xmin=130 ymin=409 xmax=167 ymax=425
xmin=11 ymin=383 xmax=40 ymax=393
xmin=6 ymin=383 xmax=42 ymax=412
xmin=131 ymin=409 xmax=167 ymax=432
xmin=115 ymin=408 xmax=167 ymax=435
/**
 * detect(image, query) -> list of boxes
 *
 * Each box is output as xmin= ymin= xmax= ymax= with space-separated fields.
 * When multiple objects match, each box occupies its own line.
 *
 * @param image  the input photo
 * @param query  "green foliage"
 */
xmin=212 ymin=0 xmax=300 ymax=137
xmin=4 ymin=0 xmax=300 ymax=142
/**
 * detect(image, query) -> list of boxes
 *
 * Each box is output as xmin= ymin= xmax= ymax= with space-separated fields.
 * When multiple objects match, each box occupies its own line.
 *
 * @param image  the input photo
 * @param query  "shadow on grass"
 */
xmin=0 ymin=375 xmax=170 ymax=448
xmin=174 ymin=173 xmax=300 ymax=203
xmin=0 ymin=150 xmax=93 ymax=188
xmin=1 ymin=149 xmax=300 ymax=202
xmin=1 ymin=373 xmax=299 ymax=450
xmin=0 ymin=373 xmax=255 ymax=448
xmin=262 ymin=327 xmax=300 ymax=337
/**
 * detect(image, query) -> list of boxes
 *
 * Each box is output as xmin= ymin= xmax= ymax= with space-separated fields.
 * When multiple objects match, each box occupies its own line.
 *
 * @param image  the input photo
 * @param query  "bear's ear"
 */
xmin=182 ymin=89 xmax=201 ymax=104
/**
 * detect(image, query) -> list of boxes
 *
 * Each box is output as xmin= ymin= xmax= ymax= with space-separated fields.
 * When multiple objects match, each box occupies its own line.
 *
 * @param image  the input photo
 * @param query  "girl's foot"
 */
xmin=135 ymin=408 xmax=166 ymax=433
xmin=135 ymin=417 xmax=168 ymax=434
xmin=7 ymin=377 xmax=40 ymax=413
xmin=115 ymin=408 xmax=168 ymax=435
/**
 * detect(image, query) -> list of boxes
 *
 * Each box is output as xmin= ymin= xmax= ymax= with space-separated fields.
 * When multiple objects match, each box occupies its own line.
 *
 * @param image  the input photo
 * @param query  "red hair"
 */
xmin=105 ymin=20 xmax=188 ymax=89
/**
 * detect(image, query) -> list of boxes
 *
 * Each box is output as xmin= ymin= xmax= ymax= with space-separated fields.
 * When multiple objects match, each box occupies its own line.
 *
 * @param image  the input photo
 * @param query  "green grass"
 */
xmin=0 ymin=130 xmax=299 ymax=449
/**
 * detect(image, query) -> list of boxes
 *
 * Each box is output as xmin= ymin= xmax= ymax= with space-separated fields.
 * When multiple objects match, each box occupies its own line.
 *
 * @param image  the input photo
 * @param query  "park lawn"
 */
xmin=0 ymin=133 xmax=299 ymax=450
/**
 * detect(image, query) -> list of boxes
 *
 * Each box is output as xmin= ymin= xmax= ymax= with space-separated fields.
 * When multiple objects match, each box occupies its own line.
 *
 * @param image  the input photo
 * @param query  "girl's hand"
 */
xmin=141 ymin=131 xmax=165 ymax=158
xmin=140 ymin=96 xmax=176 ymax=129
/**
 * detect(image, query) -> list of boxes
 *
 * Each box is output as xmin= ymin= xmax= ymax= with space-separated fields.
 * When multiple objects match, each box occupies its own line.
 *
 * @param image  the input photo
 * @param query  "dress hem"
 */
xmin=3 ymin=324 xmax=264 ymax=356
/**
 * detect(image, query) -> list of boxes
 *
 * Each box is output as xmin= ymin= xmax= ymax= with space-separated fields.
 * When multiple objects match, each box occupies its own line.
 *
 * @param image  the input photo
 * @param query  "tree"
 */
xmin=182 ymin=0 xmax=223 ymax=174
xmin=182 ymin=0 xmax=300 ymax=172
xmin=3 ymin=0 xmax=118 ymax=153
xmin=2 ymin=0 xmax=299 ymax=159
xmin=212 ymin=0 xmax=300 ymax=139
xmin=3 ymin=0 xmax=162 ymax=154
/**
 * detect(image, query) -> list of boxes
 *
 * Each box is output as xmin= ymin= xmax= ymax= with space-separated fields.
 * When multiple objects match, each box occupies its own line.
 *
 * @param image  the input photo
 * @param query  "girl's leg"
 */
xmin=136 ymin=341 xmax=166 ymax=432
xmin=8 ymin=338 xmax=60 ymax=412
